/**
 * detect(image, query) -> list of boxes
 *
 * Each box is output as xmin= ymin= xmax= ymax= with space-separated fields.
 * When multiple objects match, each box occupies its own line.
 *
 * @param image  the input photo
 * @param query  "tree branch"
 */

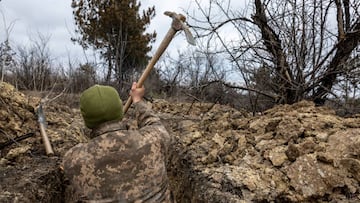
xmin=335 ymin=0 xmax=346 ymax=40
xmin=313 ymin=17 xmax=360 ymax=104
xmin=203 ymin=80 xmax=278 ymax=100
xmin=251 ymin=0 xmax=296 ymax=103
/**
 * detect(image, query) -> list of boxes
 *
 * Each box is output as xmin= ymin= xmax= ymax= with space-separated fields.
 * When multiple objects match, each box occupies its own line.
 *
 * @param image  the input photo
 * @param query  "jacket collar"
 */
xmin=89 ymin=119 xmax=127 ymax=138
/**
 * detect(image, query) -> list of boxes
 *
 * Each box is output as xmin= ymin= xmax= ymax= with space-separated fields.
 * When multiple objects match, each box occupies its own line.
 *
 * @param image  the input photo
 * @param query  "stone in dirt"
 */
xmin=1 ymin=82 xmax=360 ymax=202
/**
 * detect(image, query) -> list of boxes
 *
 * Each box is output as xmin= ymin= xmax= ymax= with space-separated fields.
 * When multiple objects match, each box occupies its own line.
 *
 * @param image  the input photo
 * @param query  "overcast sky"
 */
xmin=0 ymin=0 xmax=246 ymax=67
xmin=0 ymin=0 xmax=201 ymax=64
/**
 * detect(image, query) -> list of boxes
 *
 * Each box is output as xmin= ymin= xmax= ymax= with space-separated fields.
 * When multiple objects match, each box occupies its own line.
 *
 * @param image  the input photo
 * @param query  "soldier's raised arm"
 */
xmin=130 ymin=82 xmax=162 ymax=128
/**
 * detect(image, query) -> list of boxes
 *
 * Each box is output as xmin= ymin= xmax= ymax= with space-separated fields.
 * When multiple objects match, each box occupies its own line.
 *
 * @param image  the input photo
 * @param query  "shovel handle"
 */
xmin=123 ymin=27 xmax=177 ymax=114
xmin=39 ymin=122 xmax=54 ymax=155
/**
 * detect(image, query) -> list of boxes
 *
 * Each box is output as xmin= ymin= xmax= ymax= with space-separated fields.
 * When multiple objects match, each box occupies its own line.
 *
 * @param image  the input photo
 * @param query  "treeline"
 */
xmin=0 ymin=35 xmax=258 ymax=111
xmin=1 ymin=34 xmax=359 ymax=116
xmin=1 ymin=0 xmax=360 ymax=115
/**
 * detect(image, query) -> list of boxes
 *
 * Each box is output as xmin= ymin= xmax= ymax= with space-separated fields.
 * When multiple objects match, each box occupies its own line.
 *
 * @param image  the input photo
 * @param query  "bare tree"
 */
xmin=15 ymin=33 xmax=53 ymax=91
xmin=157 ymin=52 xmax=186 ymax=97
xmin=331 ymin=54 xmax=360 ymax=115
xmin=189 ymin=0 xmax=360 ymax=105
xmin=66 ymin=62 xmax=98 ymax=93
xmin=0 ymin=10 xmax=16 ymax=82
xmin=158 ymin=44 xmax=236 ymax=105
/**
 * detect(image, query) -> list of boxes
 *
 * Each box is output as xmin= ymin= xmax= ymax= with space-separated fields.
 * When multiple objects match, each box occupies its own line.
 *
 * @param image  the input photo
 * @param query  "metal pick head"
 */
xmin=182 ymin=23 xmax=196 ymax=46
xmin=164 ymin=11 xmax=196 ymax=46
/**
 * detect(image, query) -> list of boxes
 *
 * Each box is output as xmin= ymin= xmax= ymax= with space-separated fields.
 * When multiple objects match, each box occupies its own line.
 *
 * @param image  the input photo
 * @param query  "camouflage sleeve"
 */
xmin=134 ymin=100 xmax=171 ymax=149
xmin=134 ymin=100 xmax=162 ymax=128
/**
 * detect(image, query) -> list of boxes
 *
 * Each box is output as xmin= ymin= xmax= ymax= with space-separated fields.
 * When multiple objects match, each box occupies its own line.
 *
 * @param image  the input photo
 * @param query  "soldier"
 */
xmin=62 ymin=82 xmax=173 ymax=202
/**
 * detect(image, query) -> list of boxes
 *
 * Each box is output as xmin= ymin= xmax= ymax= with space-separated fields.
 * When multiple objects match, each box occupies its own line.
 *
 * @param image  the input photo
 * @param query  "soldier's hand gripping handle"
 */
xmin=129 ymin=82 xmax=145 ymax=103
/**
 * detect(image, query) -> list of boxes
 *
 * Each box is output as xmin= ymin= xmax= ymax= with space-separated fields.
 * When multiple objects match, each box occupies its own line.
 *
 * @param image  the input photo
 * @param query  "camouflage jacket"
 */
xmin=62 ymin=101 xmax=172 ymax=203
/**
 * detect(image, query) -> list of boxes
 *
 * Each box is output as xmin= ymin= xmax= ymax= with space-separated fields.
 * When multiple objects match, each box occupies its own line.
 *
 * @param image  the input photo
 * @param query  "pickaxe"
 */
xmin=123 ymin=11 xmax=195 ymax=113
xmin=37 ymin=103 xmax=54 ymax=155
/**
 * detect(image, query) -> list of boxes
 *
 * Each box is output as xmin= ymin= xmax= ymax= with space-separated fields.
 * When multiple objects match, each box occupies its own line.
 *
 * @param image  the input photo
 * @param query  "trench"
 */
xmin=3 ymin=88 xmax=360 ymax=203
xmin=0 ymin=150 xmax=200 ymax=202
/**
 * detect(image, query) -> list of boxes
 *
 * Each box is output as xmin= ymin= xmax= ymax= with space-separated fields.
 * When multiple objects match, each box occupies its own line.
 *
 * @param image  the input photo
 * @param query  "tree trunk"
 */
xmin=252 ymin=0 xmax=297 ymax=104
xmin=105 ymin=50 xmax=112 ymax=83
xmin=313 ymin=18 xmax=360 ymax=105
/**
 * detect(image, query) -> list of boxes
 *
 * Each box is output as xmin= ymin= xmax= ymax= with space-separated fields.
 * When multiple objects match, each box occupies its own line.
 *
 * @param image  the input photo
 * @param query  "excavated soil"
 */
xmin=1 ymin=82 xmax=360 ymax=202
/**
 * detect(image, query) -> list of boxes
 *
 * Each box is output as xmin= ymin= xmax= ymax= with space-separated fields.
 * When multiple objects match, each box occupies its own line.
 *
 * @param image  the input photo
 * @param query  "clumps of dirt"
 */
xmin=0 ymin=82 xmax=87 ymax=202
xmin=0 ymin=156 xmax=62 ymax=202
xmin=156 ymin=100 xmax=360 ymax=202
xmin=152 ymin=99 xmax=249 ymax=119
xmin=1 ymin=81 xmax=360 ymax=202
xmin=0 ymin=82 xmax=37 ymax=142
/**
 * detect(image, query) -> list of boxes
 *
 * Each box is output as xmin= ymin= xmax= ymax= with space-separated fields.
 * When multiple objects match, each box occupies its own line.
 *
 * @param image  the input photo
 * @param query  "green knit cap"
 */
xmin=80 ymin=85 xmax=123 ymax=129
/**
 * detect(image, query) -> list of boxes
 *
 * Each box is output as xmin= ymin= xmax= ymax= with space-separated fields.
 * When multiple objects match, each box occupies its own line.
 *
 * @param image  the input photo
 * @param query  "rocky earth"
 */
xmin=0 ymin=81 xmax=360 ymax=202
xmin=0 ymin=82 xmax=87 ymax=202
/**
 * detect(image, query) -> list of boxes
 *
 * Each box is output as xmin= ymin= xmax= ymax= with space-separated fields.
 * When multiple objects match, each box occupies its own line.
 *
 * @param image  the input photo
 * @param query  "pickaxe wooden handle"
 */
xmin=37 ymin=104 xmax=54 ymax=155
xmin=123 ymin=11 xmax=195 ymax=113
xmin=39 ymin=122 xmax=54 ymax=155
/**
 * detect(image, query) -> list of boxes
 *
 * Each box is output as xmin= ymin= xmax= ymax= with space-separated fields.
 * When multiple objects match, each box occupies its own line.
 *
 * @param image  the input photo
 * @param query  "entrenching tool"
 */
xmin=37 ymin=103 xmax=54 ymax=155
xmin=36 ymin=88 xmax=65 ymax=156
xmin=123 ymin=11 xmax=195 ymax=114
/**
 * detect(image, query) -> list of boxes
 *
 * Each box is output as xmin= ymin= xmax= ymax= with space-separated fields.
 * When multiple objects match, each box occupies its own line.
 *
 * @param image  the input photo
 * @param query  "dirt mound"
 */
xmin=1 ymin=82 xmax=360 ymax=202
xmin=0 ymin=82 xmax=87 ymax=202
xmin=160 ymin=100 xmax=360 ymax=202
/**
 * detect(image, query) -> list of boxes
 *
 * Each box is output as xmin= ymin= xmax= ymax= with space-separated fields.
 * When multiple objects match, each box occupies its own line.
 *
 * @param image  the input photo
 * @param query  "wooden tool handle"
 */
xmin=39 ymin=122 xmax=54 ymax=155
xmin=123 ymin=27 xmax=177 ymax=113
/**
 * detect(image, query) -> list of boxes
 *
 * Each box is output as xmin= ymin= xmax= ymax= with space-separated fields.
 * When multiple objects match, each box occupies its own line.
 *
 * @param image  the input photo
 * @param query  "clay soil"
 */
xmin=1 ymin=82 xmax=360 ymax=202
